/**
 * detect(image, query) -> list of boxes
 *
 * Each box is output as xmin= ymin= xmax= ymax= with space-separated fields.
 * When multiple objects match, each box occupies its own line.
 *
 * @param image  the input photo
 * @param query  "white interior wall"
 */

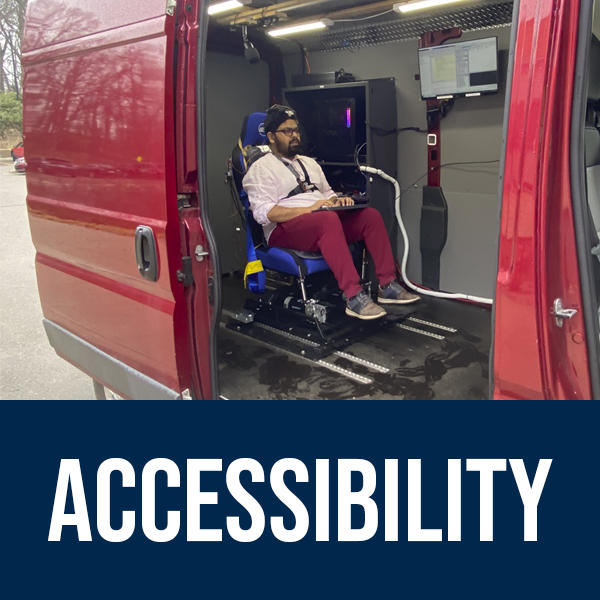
xmin=283 ymin=27 xmax=512 ymax=298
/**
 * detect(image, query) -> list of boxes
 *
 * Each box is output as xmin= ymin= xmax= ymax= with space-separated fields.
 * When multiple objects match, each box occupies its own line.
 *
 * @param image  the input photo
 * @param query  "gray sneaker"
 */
xmin=378 ymin=280 xmax=420 ymax=304
xmin=345 ymin=290 xmax=387 ymax=320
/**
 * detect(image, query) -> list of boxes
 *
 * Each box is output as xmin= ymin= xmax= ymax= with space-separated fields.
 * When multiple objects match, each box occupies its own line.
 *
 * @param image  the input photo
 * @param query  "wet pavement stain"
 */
xmin=370 ymin=372 xmax=435 ymax=400
xmin=441 ymin=340 xmax=488 ymax=374
xmin=218 ymin=337 xmax=273 ymax=371
xmin=468 ymin=386 xmax=487 ymax=400
xmin=258 ymin=355 xmax=313 ymax=400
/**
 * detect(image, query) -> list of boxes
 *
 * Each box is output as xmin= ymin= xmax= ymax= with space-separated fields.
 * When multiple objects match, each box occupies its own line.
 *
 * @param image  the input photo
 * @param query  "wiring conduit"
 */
xmin=360 ymin=166 xmax=493 ymax=305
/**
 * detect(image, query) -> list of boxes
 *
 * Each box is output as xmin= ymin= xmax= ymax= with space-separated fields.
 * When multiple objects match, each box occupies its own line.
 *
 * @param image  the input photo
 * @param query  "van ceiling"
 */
xmin=212 ymin=0 xmax=511 ymax=27
xmin=211 ymin=0 xmax=514 ymax=52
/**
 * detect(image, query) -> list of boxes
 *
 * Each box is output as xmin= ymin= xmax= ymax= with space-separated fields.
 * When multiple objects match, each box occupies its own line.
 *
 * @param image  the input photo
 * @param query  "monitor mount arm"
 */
xmin=419 ymin=27 xmax=462 ymax=187
xmin=417 ymin=28 xmax=461 ymax=291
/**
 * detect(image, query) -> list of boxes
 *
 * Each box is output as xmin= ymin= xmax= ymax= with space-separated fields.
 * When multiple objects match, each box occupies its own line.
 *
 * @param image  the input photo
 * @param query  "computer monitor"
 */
xmin=315 ymin=98 xmax=357 ymax=162
xmin=418 ymin=36 xmax=499 ymax=100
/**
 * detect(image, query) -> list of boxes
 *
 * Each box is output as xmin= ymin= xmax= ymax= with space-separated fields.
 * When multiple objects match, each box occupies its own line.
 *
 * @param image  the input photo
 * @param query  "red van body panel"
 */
xmin=493 ymin=0 xmax=593 ymax=399
xmin=22 ymin=0 xmax=193 ymax=396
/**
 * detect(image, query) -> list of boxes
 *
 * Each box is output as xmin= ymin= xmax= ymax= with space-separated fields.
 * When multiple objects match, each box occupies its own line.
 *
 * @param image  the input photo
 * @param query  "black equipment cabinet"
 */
xmin=283 ymin=78 xmax=398 ymax=248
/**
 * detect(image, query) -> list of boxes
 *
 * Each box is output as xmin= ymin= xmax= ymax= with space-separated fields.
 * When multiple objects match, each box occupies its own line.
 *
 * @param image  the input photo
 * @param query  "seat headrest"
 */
xmin=241 ymin=112 xmax=268 ymax=148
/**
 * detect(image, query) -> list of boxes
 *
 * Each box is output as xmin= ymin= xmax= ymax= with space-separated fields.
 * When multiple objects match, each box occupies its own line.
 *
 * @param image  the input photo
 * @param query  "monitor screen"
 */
xmin=315 ymin=98 xmax=356 ymax=162
xmin=418 ymin=37 xmax=499 ymax=99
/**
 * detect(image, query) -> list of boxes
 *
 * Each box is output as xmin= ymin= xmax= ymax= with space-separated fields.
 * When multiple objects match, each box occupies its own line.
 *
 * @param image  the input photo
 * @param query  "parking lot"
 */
xmin=0 ymin=160 xmax=94 ymax=399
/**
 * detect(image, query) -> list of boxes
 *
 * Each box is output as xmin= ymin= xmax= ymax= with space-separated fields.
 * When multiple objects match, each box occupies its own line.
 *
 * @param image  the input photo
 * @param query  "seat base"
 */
xmin=227 ymin=280 xmax=414 ymax=360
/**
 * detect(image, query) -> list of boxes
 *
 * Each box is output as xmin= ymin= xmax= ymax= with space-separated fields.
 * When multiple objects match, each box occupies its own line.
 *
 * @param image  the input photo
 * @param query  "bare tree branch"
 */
xmin=0 ymin=0 xmax=28 ymax=97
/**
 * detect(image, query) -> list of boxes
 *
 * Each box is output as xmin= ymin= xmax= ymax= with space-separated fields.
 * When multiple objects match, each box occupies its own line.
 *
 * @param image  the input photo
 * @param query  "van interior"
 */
xmin=201 ymin=0 xmax=600 ymax=399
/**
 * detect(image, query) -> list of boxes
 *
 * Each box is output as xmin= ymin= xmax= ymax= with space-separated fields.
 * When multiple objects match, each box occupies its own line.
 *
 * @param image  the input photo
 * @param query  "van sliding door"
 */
xmin=22 ymin=0 xmax=194 ymax=398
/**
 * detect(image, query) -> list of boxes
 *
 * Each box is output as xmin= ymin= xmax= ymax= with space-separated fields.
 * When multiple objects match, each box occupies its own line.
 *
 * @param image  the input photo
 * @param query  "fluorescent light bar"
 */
xmin=208 ymin=0 xmax=248 ymax=15
xmin=268 ymin=19 xmax=333 ymax=37
xmin=393 ymin=0 xmax=467 ymax=13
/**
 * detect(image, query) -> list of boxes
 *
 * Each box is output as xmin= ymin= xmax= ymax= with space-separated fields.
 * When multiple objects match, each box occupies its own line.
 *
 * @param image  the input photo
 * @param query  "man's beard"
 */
xmin=275 ymin=136 xmax=299 ymax=159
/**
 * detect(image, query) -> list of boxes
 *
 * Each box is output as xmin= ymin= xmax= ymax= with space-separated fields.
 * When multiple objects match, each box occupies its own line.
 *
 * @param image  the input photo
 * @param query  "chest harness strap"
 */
xmin=273 ymin=155 xmax=319 ymax=199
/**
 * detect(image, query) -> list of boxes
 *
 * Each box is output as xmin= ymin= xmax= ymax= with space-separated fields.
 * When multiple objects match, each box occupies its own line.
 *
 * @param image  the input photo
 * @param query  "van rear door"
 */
xmin=22 ymin=0 xmax=199 ymax=399
xmin=493 ymin=0 xmax=594 ymax=399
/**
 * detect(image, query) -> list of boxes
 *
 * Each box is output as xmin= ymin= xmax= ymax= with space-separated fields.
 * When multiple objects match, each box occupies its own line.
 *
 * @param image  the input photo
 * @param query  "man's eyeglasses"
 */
xmin=275 ymin=127 xmax=301 ymax=137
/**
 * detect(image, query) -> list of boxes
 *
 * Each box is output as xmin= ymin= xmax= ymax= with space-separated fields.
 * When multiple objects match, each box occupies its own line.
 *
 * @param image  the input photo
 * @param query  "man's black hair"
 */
xmin=264 ymin=104 xmax=298 ymax=134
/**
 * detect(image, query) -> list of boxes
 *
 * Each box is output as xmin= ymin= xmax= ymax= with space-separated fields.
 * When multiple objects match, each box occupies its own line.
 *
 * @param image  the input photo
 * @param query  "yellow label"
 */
xmin=244 ymin=260 xmax=264 ymax=288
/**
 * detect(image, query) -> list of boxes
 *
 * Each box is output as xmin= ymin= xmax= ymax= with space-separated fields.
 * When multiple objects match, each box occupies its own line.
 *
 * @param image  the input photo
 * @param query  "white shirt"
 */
xmin=242 ymin=153 xmax=334 ymax=242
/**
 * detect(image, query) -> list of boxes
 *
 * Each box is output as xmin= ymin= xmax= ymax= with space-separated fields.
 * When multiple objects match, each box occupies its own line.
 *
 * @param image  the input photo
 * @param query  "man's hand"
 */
xmin=333 ymin=196 xmax=354 ymax=206
xmin=267 ymin=199 xmax=334 ymax=223
xmin=309 ymin=199 xmax=336 ymax=211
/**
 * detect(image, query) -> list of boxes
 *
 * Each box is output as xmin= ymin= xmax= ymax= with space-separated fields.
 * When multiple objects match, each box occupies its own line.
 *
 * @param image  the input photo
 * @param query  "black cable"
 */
xmin=399 ymin=159 xmax=501 ymax=200
xmin=354 ymin=142 xmax=368 ymax=186
xmin=439 ymin=159 xmax=501 ymax=168
xmin=330 ymin=9 xmax=394 ymax=22
xmin=226 ymin=177 xmax=247 ymax=230
xmin=366 ymin=122 xmax=427 ymax=136
xmin=272 ymin=36 xmax=309 ymax=74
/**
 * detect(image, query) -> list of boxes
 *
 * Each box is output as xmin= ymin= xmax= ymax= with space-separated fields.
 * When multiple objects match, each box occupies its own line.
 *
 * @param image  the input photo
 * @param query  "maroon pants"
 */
xmin=268 ymin=207 xmax=396 ymax=298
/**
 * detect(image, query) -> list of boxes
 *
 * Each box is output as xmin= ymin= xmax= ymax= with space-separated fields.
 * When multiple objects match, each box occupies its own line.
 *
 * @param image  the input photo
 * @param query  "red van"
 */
xmin=21 ymin=0 xmax=600 ymax=399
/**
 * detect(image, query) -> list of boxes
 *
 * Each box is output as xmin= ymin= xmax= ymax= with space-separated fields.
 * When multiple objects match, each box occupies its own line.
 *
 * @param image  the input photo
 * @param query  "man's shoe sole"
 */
xmin=345 ymin=307 xmax=386 ymax=320
xmin=378 ymin=295 xmax=420 ymax=305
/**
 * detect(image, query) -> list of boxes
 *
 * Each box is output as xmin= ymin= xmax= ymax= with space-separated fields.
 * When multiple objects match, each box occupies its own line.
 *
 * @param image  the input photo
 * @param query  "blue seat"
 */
xmin=231 ymin=112 xmax=333 ymax=294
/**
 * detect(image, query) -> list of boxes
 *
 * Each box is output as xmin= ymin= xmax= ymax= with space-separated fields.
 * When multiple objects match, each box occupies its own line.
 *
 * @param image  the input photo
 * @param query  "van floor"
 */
xmin=218 ymin=275 xmax=491 ymax=400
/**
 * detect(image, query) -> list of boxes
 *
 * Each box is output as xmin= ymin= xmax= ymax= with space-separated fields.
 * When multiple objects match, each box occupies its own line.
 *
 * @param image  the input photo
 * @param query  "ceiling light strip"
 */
xmin=394 ymin=0 xmax=468 ymax=13
xmin=208 ymin=0 xmax=249 ymax=16
xmin=268 ymin=19 xmax=332 ymax=37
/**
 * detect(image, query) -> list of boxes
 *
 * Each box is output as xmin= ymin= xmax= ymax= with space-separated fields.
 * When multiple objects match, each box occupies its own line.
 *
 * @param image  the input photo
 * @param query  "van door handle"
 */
xmin=135 ymin=226 xmax=159 ymax=282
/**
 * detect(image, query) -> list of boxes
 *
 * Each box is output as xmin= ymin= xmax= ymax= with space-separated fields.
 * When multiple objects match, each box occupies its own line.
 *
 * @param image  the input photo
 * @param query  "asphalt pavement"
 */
xmin=0 ymin=159 xmax=95 ymax=399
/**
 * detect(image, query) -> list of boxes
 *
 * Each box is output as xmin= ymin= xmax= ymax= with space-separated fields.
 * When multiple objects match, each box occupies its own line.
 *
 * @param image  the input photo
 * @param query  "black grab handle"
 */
xmin=134 ymin=226 xmax=159 ymax=282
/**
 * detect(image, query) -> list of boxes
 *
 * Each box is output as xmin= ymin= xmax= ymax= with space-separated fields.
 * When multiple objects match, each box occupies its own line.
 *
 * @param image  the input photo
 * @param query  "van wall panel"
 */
xmin=206 ymin=52 xmax=269 ymax=274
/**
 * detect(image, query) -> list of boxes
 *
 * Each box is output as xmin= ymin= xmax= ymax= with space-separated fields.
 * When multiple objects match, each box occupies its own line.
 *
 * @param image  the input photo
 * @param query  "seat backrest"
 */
xmin=232 ymin=112 xmax=268 ymax=181
xmin=231 ymin=113 xmax=268 ymax=247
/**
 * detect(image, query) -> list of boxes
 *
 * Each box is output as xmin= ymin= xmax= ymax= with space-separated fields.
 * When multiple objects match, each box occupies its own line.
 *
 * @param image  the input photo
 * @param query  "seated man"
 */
xmin=243 ymin=104 xmax=419 ymax=320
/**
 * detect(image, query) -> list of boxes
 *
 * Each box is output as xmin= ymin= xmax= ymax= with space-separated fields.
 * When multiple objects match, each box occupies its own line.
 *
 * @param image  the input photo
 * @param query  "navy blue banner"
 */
xmin=2 ymin=403 xmax=598 ymax=599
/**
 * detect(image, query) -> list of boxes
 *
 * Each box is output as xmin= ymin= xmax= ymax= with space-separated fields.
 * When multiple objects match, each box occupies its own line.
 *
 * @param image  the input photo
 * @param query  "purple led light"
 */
xmin=346 ymin=107 xmax=351 ymax=128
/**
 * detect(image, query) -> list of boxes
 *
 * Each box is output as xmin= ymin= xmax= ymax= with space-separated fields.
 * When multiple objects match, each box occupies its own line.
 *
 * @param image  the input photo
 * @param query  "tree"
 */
xmin=0 ymin=90 xmax=22 ymax=136
xmin=0 ymin=0 xmax=28 ymax=98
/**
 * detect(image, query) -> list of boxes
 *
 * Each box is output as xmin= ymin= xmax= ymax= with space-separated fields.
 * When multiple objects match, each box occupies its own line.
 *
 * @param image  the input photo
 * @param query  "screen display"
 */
xmin=315 ymin=98 xmax=356 ymax=162
xmin=418 ymin=37 xmax=498 ymax=99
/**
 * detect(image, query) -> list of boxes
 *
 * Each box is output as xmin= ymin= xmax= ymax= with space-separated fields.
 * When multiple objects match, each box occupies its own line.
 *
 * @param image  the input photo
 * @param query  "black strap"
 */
xmin=273 ymin=155 xmax=318 ymax=199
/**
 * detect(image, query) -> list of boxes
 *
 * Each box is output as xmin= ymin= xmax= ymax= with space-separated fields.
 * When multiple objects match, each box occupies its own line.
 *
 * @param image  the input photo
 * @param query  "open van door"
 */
xmin=22 ymin=0 xmax=216 ymax=399
xmin=493 ymin=0 xmax=598 ymax=400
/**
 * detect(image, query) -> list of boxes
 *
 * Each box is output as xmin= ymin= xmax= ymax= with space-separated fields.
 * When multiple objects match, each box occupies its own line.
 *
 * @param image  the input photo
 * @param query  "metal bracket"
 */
xmin=551 ymin=298 xmax=577 ymax=327
xmin=177 ymin=257 xmax=194 ymax=286
xmin=304 ymin=299 xmax=327 ymax=324
xmin=195 ymin=245 xmax=209 ymax=262
xmin=177 ymin=194 xmax=193 ymax=210
xmin=166 ymin=0 xmax=176 ymax=16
